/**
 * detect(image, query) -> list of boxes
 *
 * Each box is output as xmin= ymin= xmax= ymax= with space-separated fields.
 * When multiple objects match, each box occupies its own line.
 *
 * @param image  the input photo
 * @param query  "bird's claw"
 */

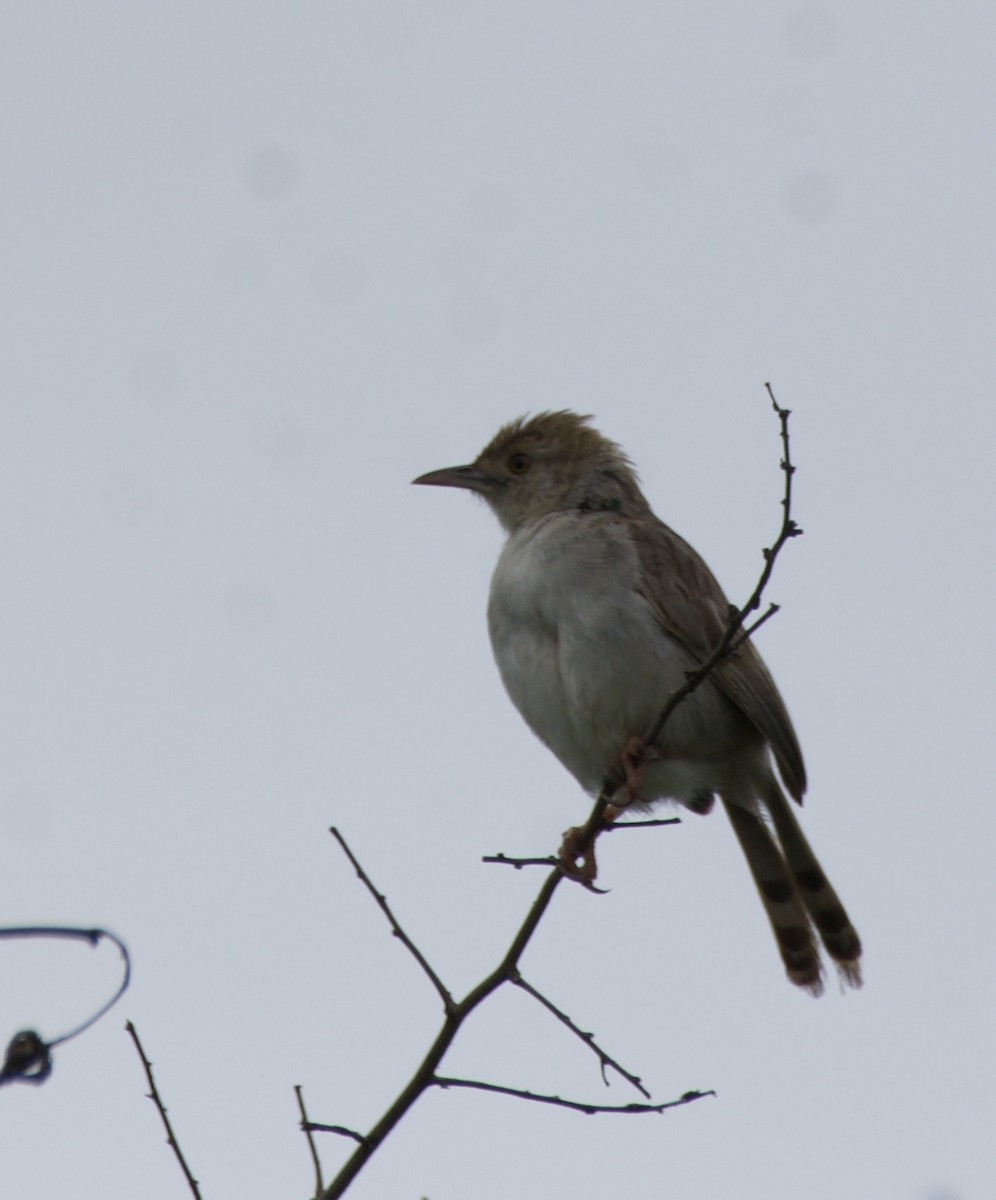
xmin=557 ymin=812 xmax=620 ymax=894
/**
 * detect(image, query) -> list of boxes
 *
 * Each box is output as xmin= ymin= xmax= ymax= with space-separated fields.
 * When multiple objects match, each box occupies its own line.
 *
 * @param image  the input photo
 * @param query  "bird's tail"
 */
xmin=722 ymin=784 xmax=862 ymax=995
xmin=762 ymin=779 xmax=862 ymax=988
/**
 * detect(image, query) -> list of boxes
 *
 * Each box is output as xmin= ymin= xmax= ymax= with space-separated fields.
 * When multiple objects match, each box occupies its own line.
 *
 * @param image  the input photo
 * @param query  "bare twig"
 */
xmin=482 ymin=853 xmax=558 ymax=869
xmin=511 ymin=973 xmax=649 ymax=1096
xmin=604 ymin=817 xmax=682 ymax=832
xmin=295 ymin=1085 xmax=325 ymax=1198
xmin=126 ymin=1022 xmax=202 ymax=1200
xmin=329 ymin=827 xmax=454 ymax=1012
xmin=433 ymin=1075 xmax=715 ymax=1116
xmin=728 ymin=602 xmax=781 ymax=654
xmin=638 ymin=385 xmax=799 ymax=755
xmin=302 ymin=1122 xmax=367 ymax=1145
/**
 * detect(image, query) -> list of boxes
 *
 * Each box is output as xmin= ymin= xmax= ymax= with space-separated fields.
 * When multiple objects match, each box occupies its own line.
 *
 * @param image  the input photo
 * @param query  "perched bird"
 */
xmin=413 ymin=411 xmax=861 ymax=995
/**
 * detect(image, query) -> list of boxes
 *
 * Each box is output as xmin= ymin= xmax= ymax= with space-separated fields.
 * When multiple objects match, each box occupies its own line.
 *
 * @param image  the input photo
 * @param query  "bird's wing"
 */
xmin=630 ymin=515 xmax=807 ymax=801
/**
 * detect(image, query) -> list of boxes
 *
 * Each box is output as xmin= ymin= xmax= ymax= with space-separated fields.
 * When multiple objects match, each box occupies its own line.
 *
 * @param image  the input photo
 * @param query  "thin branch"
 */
xmin=304 ymin=1123 xmax=367 ymax=1145
xmin=511 ymin=973 xmax=649 ymax=1096
xmin=295 ymin=1085 xmax=325 ymax=1199
xmin=727 ymin=602 xmax=780 ymax=655
xmin=637 ymin=386 xmax=799 ymax=756
xmin=482 ymin=853 xmax=558 ymax=869
xmin=433 ymin=1075 xmax=715 ymax=1116
xmin=483 ymin=817 xmax=680 ymax=867
xmin=329 ymin=827 xmax=454 ymax=1012
xmin=604 ymin=817 xmax=682 ymax=831
xmin=126 ymin=1022 xmax=202 ymax=1200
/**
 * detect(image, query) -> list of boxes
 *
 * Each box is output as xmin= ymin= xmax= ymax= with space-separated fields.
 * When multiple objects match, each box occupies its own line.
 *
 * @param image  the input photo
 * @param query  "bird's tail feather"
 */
xmin=722 ymin=798 xmax=825 ymax=996
xmin=762 ymin=779 xmax=863 ymax=988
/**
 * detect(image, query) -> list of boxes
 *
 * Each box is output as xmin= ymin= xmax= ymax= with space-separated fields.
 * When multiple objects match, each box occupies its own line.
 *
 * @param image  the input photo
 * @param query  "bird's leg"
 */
xmin=611 ymin=736 xmax=659 ymax=806
xmin=557 ymin=738 xmax=661 ymax=889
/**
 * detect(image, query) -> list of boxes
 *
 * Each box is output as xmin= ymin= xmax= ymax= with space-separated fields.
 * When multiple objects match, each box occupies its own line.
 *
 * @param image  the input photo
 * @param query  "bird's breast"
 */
xmin=487 ymin=513 xmax=700 ymax=792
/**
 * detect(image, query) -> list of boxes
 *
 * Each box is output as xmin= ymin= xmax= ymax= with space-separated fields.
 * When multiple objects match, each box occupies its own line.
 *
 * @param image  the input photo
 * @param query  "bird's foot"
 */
xmin=557 ymin=825 xmax=600 ymax=889
xmin=557 ymin=804 xmax=624 ymax=892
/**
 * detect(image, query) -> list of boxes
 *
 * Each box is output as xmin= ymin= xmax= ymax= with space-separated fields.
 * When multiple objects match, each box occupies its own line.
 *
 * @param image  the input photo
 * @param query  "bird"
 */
xmin=413 ymin=411 xmax=861 ymax=995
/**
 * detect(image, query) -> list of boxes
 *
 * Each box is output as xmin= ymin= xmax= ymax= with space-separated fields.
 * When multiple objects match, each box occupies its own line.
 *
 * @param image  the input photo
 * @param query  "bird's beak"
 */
xmin=411 ymin=463 xmax=496 ymax=493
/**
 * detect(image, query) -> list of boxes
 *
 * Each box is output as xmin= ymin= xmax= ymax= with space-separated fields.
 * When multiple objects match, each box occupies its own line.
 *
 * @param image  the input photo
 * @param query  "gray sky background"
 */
xmin=3 ymin=3 xmax=993 ymax=1198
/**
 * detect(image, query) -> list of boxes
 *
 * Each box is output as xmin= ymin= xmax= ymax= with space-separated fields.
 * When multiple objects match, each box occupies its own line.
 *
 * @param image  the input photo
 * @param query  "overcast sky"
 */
xmin=2 ymin=4 xmax=994 ymax=1198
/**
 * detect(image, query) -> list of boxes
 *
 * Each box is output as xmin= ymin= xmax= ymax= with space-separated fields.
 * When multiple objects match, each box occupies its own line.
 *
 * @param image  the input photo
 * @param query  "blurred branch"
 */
xmin=295 ymin=1085 xmax=325 ymax=1199
xmin=0 ymin=926 xmax=131 ymax=1087
xmin=301 ymin=1121 xmax=366 ymax=1145
xmin=127 ymin=1022 xmax=202 ymax=1200
xmin=605 ymin=817 xmax=683 ymax=831
xmin=0 ymin=1030 xmax=50 ymax=1086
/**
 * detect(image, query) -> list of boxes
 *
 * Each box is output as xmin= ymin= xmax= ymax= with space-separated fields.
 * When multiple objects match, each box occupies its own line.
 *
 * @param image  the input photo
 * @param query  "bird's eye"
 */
xmin=508 ymin=452 xmax=531 ymax=475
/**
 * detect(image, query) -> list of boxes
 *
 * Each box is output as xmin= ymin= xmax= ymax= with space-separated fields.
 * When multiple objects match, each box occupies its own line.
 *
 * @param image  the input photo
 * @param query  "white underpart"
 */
xmin=487 ymin=510 xmax=770 ymax=807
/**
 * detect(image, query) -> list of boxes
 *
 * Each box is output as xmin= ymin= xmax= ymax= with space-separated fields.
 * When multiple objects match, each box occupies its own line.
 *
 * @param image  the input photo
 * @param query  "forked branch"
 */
xmin=310 ymin=834 xmax=705 ymax=1199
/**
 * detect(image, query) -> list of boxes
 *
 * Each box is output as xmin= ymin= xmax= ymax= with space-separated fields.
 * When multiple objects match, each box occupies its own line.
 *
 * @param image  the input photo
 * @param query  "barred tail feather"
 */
xmin=762 ymin=780 xmax=863 ymax=989
xmin=722 ymin=799 xmax=824 ymax=996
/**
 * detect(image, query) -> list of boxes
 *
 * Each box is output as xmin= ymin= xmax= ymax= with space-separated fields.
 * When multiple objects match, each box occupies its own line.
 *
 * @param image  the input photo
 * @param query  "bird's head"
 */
xmin=413 ymin=411 xmax=646 ymax=533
